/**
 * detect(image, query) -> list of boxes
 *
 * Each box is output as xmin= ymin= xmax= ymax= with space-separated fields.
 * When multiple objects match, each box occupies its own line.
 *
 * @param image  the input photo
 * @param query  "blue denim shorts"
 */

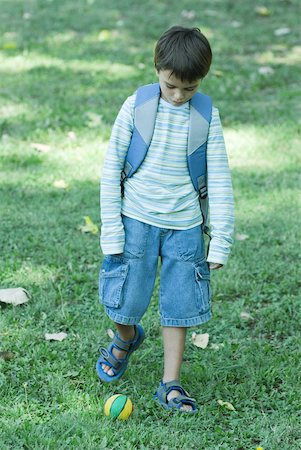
xmin=99 ymin=215 xmax=211 ymax=327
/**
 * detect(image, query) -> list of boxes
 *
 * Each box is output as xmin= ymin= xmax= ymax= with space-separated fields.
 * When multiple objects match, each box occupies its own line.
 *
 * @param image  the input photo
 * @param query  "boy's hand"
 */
xmin=209 ymin=263 xmax=223 ymax=270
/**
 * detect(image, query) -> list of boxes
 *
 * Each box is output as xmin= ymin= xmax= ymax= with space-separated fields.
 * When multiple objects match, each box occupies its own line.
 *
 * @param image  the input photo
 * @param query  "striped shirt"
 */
xmin=100 ymin=92 xmax=234 ymax=265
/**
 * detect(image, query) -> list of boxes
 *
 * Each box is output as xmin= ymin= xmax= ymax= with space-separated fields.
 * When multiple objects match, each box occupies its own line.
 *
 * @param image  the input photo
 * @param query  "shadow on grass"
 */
xmin=0 ymin=0 xmax=300 ymax=138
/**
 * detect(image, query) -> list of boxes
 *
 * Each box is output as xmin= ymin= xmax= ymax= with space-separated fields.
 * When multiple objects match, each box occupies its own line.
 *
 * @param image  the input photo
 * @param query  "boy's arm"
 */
xmin=206 ymin=107 xmax=234 ymax=266
xmin=100 ymin=95 xmax=135 ymax=255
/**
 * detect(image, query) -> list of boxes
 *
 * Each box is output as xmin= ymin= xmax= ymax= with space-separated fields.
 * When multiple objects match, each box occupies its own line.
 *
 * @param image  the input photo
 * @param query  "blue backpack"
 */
xmin=121 ymin=82 xmax=212 ymax=232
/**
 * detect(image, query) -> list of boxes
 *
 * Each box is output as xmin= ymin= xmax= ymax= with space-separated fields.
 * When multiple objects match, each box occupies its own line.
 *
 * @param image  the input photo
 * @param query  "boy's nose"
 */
xmin=174 ymin=90 xmax=184 ymax=101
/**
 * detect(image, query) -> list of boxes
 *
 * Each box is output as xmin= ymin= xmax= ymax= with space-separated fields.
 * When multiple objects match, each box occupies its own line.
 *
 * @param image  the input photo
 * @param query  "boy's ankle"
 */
xmin=116 ymin=324 xmax=135 ymax=342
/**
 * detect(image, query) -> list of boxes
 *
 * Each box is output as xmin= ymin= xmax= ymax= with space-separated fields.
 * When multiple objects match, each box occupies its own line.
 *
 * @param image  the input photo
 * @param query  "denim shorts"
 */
xmin=99 ymin=215 xmax=211 ymax=327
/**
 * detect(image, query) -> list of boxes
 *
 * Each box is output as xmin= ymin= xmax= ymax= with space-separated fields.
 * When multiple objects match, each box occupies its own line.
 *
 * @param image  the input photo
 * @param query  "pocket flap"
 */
xmin=195 ymin=261 xmax=210 ymax=281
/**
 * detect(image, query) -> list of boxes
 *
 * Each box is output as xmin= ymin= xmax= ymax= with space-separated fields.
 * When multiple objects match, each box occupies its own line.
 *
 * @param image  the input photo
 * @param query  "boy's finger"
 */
xmin=209 ymin=263 xmax=223 ymax=270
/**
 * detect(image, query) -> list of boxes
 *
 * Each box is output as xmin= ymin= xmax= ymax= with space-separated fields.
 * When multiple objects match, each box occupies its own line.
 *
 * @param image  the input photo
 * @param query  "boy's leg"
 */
xmin=162 ymin=326 xmax=192 ymax=412
xmin=102 ymin=323 xmax=135 ymax=376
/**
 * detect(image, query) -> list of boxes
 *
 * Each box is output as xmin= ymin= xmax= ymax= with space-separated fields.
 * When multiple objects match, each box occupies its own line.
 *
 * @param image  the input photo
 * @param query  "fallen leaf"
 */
xmin=45 ymin=332 xmax=68 ymax=341
xmin=98 ymin=30 xmax=111 ymax=42
xmin=240 ymin=311 xmax=254 ymax=321
xmin=0 ymin=351 xmax=15 ymax=361
xmin=107 ymin=328 xmax=115 ymax=339
xmin=230 ymin=20 xmax=242 ymax=28
xmin=212 ymin=69 xmax=224 ymax=77
xmin=0 ymin=288 xmax=30 ymax=305
xmin=210 ymin=343 xmax=225 ymax=350
xmin=255 ymin=6 xmax=270 ymax=17
xmin=86 ymin=112 xmax=102 ymax=128
xmin=79 ymin=216 xmax=99 ymax=235
xmin=274 ymin=27 xmax=291 ymax=36
xmin=53 ymin=179 xmax=69 ymax=189
xmin=236 ymin=233 xmax=249 ymax=241
xmin=3 ymin=42 xmax=17 ymax=50
xmin=258 ymin=66 xmax=274 ymax=75
xmin=138 ymin=63 xmax=146 ymax=70
xmin=67 ymin=131 xmax=77 ymax=140
xmin=217 ymin=399 xmax=236 ymax=411
xmin=31 ymin=142 xmax=51 ymax=153
xmin=181 ymin=10 xmax=196 ymax=20
xmin=192 ymin=332 xmax=209 ymax=349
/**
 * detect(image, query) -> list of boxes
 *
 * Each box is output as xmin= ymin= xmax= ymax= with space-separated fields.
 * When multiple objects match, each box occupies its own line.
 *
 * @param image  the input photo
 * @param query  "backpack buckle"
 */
xmin=199 ymin=186 xmax=207 ymax=199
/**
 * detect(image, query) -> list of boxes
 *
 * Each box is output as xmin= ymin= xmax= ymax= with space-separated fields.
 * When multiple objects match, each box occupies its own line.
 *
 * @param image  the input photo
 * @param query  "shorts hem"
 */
xmin=105 ymin=307 xmax=141 ymax=325
xmin=160 ymin=310 xmax=211 ymax=327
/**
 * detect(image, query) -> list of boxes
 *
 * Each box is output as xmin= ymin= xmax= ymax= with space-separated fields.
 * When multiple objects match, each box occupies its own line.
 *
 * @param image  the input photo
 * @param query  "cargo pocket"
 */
xmin=99 ymin=256 xmax=129 ymax=308
xmin=194 ymin=261 xmax=211 ymax=314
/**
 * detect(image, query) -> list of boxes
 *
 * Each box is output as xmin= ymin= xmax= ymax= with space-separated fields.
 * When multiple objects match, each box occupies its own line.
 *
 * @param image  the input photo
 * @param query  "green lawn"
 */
xmin=0 ymin=0 xmax=300 ymax=449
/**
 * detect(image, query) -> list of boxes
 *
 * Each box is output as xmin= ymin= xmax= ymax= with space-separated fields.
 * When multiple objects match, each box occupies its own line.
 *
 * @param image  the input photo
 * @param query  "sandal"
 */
xmin=96 ymin=324 xmax=145 ymax=382
xmin=154 ymin=380 xmax=198 ymax=413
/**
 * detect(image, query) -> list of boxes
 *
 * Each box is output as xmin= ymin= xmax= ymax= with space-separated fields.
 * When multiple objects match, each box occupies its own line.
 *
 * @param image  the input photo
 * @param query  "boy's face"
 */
xmin=156 ymin=70 xmax=201 ymax=107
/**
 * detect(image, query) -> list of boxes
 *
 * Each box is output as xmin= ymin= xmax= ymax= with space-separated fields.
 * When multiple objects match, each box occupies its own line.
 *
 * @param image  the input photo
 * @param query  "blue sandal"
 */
xmin=154 ymin=380 xmax=198 ymax=413
xmin=96 ymin=324 xmax=145 ymax=382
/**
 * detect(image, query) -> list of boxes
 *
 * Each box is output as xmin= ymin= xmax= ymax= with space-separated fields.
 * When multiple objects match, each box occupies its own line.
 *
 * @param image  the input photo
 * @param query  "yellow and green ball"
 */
xmin=104 ymin=394 xmax=134 ymax=420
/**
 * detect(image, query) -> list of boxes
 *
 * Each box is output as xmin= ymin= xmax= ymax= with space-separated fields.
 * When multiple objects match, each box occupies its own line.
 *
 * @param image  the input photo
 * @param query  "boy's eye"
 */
xmin=166 ymin=84 xmax=196 ymax=91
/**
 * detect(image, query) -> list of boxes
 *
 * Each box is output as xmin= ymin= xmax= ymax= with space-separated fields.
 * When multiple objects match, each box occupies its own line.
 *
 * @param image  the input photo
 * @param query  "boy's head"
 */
xmin=154 ymin=26 xmax=212 ymax=106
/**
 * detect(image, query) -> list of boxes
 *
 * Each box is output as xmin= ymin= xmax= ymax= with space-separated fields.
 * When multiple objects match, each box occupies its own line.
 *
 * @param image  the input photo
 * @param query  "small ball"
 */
xmin=104 ymin=394 xmax=134 ymax=420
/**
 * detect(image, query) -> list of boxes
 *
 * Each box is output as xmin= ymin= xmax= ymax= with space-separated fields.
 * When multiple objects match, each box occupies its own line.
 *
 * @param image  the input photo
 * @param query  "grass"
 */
xmin=0 ymin=0 xmax=300 ymax=449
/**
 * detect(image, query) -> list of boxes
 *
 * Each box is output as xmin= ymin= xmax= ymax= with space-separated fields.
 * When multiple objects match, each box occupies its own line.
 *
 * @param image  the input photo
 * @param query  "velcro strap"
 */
xmin=99 ymin=348 xmax=122 ymax=370
xmin=113 ymin=334 xmax=131 ymax=351
xmin=171 ymin=394 xmax=196 ymax=405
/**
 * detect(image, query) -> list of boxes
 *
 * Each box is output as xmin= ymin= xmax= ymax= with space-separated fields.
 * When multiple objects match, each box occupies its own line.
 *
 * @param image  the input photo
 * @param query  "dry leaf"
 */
xmin=31 ymin=142 xmax=51 ymax=153
xmin=3 ymin=42 xmax=17 ymax=50
xmin=181 ymin=10 xmax=196 ymax=20
xmin=255 ymin=6 xmax=270 ymax=17
xmin=67 ymin=131 xmax=77 ymax=140
xmin=107 ymin=328 xmax=115 ymax=339
xmin=0 ymin=288 xmax=30 ymax=305
xmin=53 ymin=179 xmax=69 ymax=189
xmin=0 ymin=351 xmax=15 ymax=361
xmin=79 ymin=216 xmax=99 ymax=235
xmin=212 ymin=70 xmax=224 ymax=77
xmin=98 ymin=30 xmax=111 ymax=42
xmin=210 ymin=343 xmax=225 ymax=350
xmin=240 ymin=311 xmax=254 ymax=321
xmin=192 ymin=332 xmax=209 ymax=349
xmin=86 ymin=112 xmax=102 ymax=128
xmin=45 ymin=332 xmax=68 ymax=341
xmin=236 ymin=233 xmax=249 ymax=241
xmin=230 ymin=21 xmax=242 ymax=28
xmin=258 ymin=66 xmax=274 ymax=75
xmin=217 ymin=399 xmax=236 ymax=411
xmin=274 ymin=27 xmax=291 ymax=36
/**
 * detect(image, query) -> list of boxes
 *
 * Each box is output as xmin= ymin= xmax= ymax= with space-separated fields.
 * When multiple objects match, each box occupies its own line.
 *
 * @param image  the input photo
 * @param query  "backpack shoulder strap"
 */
xmin=122 ymin=83 xmax=160 ymax=179
xmin=187 ymin=92 xmax=212 ymax=194
xmin=187 ymin=92 xmax=212 ymax=234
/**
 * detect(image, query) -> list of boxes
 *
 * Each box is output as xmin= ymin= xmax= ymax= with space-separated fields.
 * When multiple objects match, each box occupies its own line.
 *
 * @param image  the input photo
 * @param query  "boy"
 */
xmin=96 ymin=26 xmax=234 ymax=413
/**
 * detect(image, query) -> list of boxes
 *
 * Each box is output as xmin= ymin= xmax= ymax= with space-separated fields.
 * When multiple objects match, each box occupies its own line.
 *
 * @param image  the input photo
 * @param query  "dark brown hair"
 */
xmin=154 ymin=26 xmax=212 ymax=82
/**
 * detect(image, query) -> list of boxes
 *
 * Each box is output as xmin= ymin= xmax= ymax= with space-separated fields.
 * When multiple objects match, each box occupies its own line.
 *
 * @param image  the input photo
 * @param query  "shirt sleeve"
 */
xmin=100 ymin=95 xmax=135 ymax=255
xmin=206 ymin=107 xmax=234 ymax=265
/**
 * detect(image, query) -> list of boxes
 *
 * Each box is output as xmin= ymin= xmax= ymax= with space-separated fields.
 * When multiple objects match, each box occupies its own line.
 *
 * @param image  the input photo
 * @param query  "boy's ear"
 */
xmin=155 ymin=68 xmax=159 ymax=76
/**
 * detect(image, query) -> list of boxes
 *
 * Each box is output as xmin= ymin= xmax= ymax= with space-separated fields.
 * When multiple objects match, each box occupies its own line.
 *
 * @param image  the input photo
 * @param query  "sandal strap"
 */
xmin=112 ymin=334 xmax=131 ymax=351
xmin=112 ymin=326 xmax=139 ymax=352
xmin=170 ymin=394 xmax=197 ymax=406
xmin=99 ymin=348 xmax=122 ymax=370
